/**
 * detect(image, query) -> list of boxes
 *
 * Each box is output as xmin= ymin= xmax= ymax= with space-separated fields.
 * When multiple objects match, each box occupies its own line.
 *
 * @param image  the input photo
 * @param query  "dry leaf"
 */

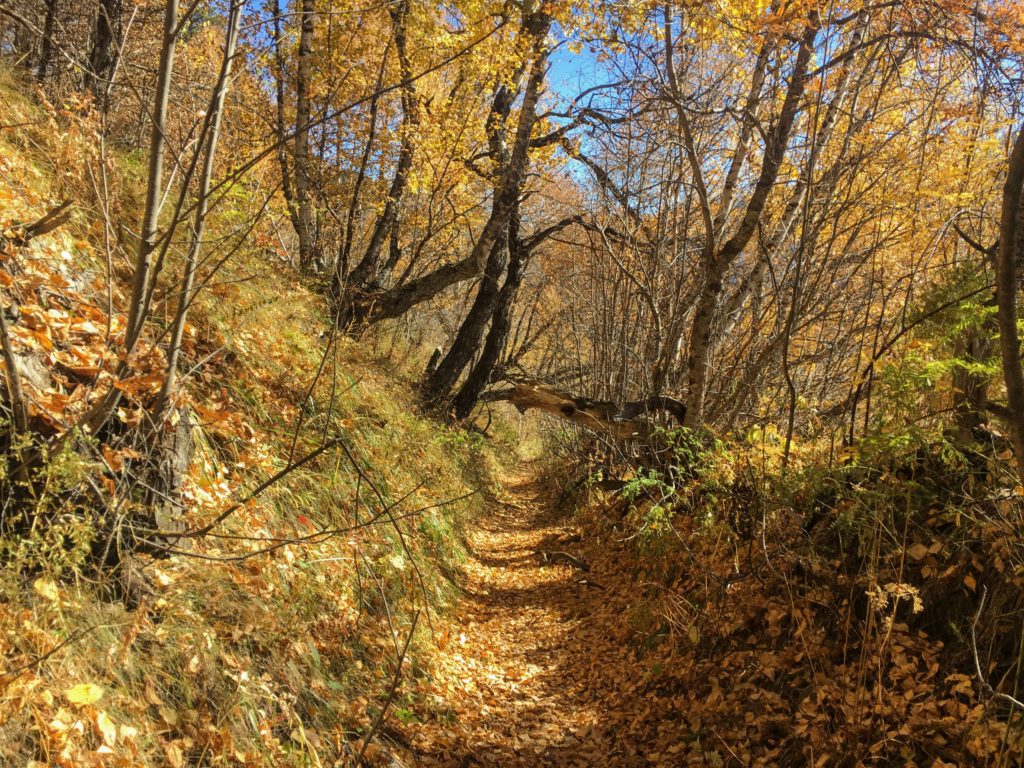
xmin=93 ymin=710 xmax=117 ymax=746
xmin=33 ymin=577 xmax=59 ymax=602
xmin=164 ymin=741 xmax=185 ymax=768
xmin=907 ymin=543 xmax=929 ymax=561
xmin=65 ymin=683 xmax=104 ymax=706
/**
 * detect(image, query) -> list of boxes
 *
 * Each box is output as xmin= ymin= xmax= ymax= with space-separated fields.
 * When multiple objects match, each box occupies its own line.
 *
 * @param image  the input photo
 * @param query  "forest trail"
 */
xmin=401 ymin=469 xmax=685 ymax=767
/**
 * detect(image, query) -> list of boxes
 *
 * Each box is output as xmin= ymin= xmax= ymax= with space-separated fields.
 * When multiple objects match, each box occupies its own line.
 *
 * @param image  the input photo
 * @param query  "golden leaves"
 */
xmin=33 ymin=578 xmax=60 ymax=602
xmin=64 ymin=683 xmax=104 ymax=706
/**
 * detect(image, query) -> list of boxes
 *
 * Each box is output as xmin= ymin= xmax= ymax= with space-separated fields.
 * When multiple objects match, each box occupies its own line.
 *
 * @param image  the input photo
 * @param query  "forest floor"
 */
xmin=397 ymin=468 xmax=689 ymax=768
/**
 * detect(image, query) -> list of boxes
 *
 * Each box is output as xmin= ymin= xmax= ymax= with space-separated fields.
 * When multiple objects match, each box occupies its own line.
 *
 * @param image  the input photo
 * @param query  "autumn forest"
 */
xmin=2 ymin=0 xmax=1024 ymax=765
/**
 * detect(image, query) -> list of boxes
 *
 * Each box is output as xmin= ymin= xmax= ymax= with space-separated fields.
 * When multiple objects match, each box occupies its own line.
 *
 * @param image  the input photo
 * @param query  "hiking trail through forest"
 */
xmin=399 ymin=468 xmax=691 ymax=767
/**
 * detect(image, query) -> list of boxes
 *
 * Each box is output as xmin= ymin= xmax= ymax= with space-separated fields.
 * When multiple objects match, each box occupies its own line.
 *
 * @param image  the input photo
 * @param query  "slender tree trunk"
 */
xmin=36 ymin=0 xmax=56 ymax=84
xmin=715 ymin=12 xmax=872 ymax=352
xmin=76 ymin=0 xmax=178 ymax=438
xmin=712 ymin=40 xmax=771 ymax=239
xmin=353 ymin=11 xmax=551 ymax=326
xmin=124 ymin=0 xmax=178 ymax=351
xmin=683 ymin=20 xmax=818 ymax=426
xmin=334 ymin=37 xmax=390 ymax=288
xmin=157 ymin=0 xmax=242 ymax=414
xmin=86 ymin=0 xmax=121 ymax=108
xmin=273 ymin=0 xmax=299 ymax=238
xmin=11 ymin=13 xmax=35 ymax=70
xmin=293 ymin=0 xmax=317 ymax=269
xmin=341 ymin=0 xmax=415 ymax=301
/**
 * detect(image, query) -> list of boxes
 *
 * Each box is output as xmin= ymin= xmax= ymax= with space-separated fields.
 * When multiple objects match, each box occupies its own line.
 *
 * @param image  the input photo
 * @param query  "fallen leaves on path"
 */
xmin=400 ymin=473 xmax=690 ymax=767
xmin=390 ymin=470 xmax=1023 ymax=768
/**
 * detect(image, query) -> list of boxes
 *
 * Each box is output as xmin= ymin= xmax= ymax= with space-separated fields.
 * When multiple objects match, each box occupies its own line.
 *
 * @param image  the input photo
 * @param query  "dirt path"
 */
xmin=403 ymin=471 xmax=684 ymax=767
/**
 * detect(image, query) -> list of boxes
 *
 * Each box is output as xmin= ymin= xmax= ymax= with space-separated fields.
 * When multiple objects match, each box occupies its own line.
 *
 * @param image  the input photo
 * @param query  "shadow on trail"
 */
xmin=407 ymin=473 xmax=662 ymax=767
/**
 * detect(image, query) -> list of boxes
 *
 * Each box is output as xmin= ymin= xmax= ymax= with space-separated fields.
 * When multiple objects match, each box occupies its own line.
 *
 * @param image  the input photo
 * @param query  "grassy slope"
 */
xmin=0 ymin=68 xmax=508 ymax=767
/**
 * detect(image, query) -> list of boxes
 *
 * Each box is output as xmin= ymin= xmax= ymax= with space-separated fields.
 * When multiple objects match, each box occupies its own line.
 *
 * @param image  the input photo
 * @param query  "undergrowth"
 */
xmin=0 ymin=66 xmax=509 ymax=767
xmin=560 ymin=418 xmax=1024 ymax=764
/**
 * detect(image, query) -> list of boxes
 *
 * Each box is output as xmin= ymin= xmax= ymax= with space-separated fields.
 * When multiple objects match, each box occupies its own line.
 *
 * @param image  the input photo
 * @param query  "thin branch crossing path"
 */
xmin=401 ymin=469 xmax=684 ymax=767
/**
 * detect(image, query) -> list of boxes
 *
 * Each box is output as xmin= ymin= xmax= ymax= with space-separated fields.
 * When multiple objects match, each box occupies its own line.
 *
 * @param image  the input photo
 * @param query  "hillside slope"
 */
xmin=0 ymin=67 xmax=512 ymax=767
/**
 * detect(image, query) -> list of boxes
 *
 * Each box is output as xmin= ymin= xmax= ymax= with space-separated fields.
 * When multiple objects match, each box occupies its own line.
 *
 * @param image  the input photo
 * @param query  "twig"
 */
xmin=0 ymin=288 xmax=29 ymax=436
xmin=358 ymin=610 xmax=419 ymax=765
xmin=971 ymin=585 xmax=1024 ymax=710
xmin=4 ymin=200 xmax=74 ymax=247
xmin=0 ymin=624 xmax=97 ymax=680
xmin=535 ymin=549 xmax=590 ymax=571
xmin=170 ymin=436 xmax=348 ymax=539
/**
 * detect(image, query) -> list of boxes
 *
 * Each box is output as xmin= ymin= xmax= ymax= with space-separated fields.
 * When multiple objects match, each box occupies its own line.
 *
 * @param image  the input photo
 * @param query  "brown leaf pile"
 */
xmin=388 ymin=470 xmax=1023 ymax=767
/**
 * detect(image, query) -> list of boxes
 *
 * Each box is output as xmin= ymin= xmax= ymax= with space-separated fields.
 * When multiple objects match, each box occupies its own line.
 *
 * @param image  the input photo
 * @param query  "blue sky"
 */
xmin=547 ymin=41 xmax=603 ymax=103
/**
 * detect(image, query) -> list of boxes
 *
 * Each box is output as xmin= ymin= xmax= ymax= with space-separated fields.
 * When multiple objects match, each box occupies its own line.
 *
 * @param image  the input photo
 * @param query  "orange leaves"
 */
xmin=52 ymin=344 xmax=106 ymax=377
xmin=0 ymin=238 xmax=137 ymax=434
xmin=907 ymin=541 xmax=930 ymax=561
xmin=114 ymin=372 xmax=166 ymax=399
xmin=192 ymin=401 xmax=233 ymax=425
xmin=191 ymin=398 xmax=256 ymax=445
xmin=30 ymin=389 xmax=70 ymax=421
xmin=100 ymin=444 xmax=141 ymax=473
xmin=392 ymin=466 xmax=1024 ymax=766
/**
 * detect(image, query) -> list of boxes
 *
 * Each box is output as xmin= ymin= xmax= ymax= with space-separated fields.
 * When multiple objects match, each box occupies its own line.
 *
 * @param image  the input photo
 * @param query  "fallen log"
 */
xmin=484 ymin=382 xmax=686 ymax=440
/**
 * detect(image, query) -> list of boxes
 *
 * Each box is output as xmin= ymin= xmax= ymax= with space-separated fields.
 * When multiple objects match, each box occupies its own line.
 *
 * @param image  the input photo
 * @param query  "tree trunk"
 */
xmin=157 ymin=0 xmax=241 ymax=414
xmin=293 ymin=0 xmax=317 ymax=270
xmin=273 ymin=0 xmax=299 ymax=239
xmin=421 ymin=72 xmax=526 ymax=404
xmin=334 ymin=38 xmax=390 ymax=288
xmin=352 ymin=11 xmax=552 ymax=326
xmin=451 ymin=211 xmax=585 ymax=418
xmin=124 ymin=0 xmax=178 ymax=351
xmin=75 ymin=0 xmax=178 ymax=439
xmin=339 ymin=0 xmax=415 ymax=304
xmin=85 ymin=0 xmax=121 ymax=108
xmin=951 ymin=327 xmax=991 ymax=445
xmin=482 ymin=383 xmax=686 ymax=440
xmin=11 ymin=12 xmax=35 ymax=70
xmin=36 ymin=0 xmax=56 ymax=84
xmin=994 ymin=125 xmax=1024 ymax=473
xmin=683 ymin=20 xmax=818 ymax=426
xmin=423 ymin=230 xmax=508 ymax=407
xmin=451 ymin=223 xmax=524 ymax=420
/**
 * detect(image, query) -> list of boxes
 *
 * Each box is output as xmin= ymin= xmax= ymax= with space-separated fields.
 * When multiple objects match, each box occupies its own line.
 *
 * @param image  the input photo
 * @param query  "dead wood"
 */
xmin=485 ymin=382 xmax=686 ymax=440
xmin=535 ymin=549 xmax=590 ymax=571
xmin=3 ymin=200 xmax=73 ymax=247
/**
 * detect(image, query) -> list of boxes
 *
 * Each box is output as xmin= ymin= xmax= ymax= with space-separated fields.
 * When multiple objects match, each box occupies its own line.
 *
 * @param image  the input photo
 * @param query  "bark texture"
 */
xmin=995 ymin=126 xmax=1024 ymax=473
xmin=487 ymin=383 xmax=686 ymax=440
